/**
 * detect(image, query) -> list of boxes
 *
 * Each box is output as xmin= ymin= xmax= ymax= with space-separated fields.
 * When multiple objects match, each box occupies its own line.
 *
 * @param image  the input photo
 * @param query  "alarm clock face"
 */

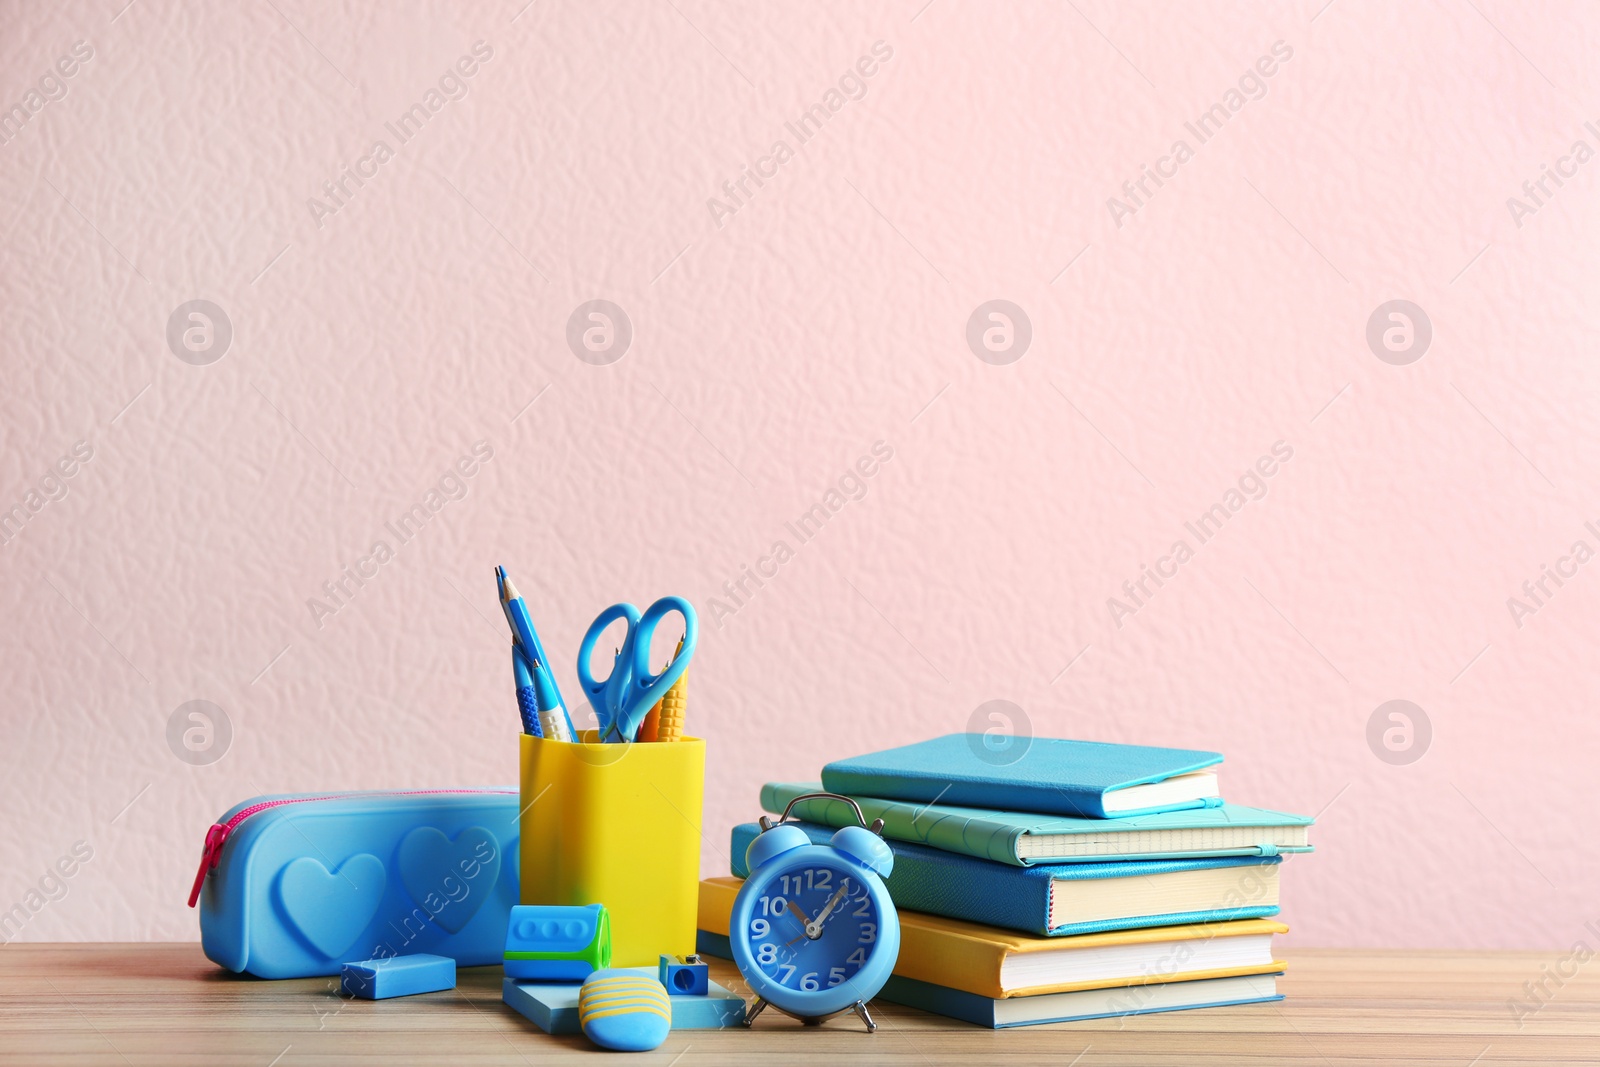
xmin=735 ymin=854 xmax=893 ymax=1016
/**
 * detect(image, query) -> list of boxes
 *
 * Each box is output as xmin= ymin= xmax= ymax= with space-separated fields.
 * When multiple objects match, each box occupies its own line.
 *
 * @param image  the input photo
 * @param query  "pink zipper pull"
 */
xmin=188 ymin=823 xmax=228 ymax=908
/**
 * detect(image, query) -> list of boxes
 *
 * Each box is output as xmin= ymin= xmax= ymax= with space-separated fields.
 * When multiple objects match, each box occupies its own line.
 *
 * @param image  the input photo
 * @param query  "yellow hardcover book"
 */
xmin=698 ymin=876 xmax=1287 ymax=1000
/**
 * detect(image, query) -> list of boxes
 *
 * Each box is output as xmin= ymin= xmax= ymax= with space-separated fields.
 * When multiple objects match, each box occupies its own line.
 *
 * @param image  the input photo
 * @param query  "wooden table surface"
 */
xmin=2 ymin=944 xmax=1596 ymax=1065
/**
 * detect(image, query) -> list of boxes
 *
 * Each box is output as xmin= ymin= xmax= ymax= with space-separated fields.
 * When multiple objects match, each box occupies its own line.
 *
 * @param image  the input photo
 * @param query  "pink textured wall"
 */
xmin=2 ymin=0 xmax=1597 ymax=950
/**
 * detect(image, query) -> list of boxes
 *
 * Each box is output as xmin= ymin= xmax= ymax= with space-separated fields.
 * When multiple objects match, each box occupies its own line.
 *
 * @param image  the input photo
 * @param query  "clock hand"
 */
xmin=805 ymin=884 xmax=851 ymax=940
xmin=782 ymin=899 xmax=815 ymax=945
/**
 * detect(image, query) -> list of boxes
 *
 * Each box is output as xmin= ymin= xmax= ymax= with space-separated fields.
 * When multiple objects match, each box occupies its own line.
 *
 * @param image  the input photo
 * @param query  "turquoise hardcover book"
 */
xmin=761 ymin=782 xmax=1313 ymax=867
xmin=729 ymin=822 xmax=1282 ymax=937
xmin=876 ymin=972 xmax=1284 ymax=1028
xmin=821 ymin=734 xmax=1223 ymax=818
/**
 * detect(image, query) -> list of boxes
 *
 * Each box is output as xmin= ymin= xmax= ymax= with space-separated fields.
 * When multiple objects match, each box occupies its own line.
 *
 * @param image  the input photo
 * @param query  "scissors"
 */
xmin=576 ymin=596 xmax=698 ymax=742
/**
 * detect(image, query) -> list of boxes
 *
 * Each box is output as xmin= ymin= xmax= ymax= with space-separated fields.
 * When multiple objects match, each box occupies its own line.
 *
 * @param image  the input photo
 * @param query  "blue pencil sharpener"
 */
xmin=503 ymin=903 xmax=611 ymax=981
xmin=658 ymin=953 xmax=708 ymax=996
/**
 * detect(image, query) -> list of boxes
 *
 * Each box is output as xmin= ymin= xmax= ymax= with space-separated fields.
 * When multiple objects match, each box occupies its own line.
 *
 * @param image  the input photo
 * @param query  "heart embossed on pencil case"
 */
xmin=277 ymin=854 xmax=386 ymax=958
xmin=397 ymin=826 xmax=502 ymax=933
xmin=197 ymin=789 xmax=521 ymax=978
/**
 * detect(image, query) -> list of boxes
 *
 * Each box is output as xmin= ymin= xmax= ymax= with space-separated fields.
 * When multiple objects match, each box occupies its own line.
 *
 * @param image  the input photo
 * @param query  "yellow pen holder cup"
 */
xmin=519 ymin=732 xmax=705 ymax=966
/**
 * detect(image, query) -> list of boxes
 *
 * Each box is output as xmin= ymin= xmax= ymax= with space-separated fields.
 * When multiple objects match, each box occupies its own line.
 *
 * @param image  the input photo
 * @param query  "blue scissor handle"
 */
xmin=576 ymin=602 xmax=641 ymax=737
xmin=613 ymin=597 xmax=699 ymax=744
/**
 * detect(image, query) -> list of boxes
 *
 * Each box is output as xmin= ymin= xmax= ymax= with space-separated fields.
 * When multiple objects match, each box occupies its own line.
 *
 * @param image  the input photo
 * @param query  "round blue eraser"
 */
xmin=578 ymin=970 xmax=672 ymax=1052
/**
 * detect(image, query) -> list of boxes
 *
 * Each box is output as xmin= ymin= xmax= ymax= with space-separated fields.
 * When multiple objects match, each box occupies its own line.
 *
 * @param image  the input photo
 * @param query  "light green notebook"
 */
xmin=761 ymin=782 xmax=1313 ymax=867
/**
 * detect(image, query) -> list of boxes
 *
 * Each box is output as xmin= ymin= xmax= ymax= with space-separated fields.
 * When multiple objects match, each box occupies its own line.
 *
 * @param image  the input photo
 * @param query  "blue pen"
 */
xmin=513 ymin=643 xmax=543 ymax=737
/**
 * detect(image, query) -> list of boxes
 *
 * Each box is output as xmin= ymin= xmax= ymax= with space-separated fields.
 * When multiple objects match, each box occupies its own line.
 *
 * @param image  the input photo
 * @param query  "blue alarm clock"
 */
xmin=730 ymin=792 xmax=900 ymax=1032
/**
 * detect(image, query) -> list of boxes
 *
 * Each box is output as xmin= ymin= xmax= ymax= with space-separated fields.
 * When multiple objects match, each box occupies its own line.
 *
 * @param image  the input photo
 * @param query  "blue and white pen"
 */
xmin=530 ymin=655 xmax=574 ymax=742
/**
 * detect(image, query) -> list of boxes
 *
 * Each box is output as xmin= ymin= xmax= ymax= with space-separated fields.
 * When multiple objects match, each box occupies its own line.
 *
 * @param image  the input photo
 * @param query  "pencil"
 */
xmin=655 ymin=639 xmax=689 ymax=743
xmin=638 ymin=653 xmax=662 ymax=742
xmin=637 ymin=638 xmax=685 ymax=742
xmin=498 ymin=569 xmax=570 ymax=713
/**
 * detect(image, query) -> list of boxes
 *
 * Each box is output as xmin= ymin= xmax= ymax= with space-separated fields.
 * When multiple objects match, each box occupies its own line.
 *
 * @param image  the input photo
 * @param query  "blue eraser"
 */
xmin=341 ymin=954 xmax=456 ymax=1000
xmin=658 ymin=953 xmax=709 ymax=996
xmin=578 ymin=969 xmax=672 ymax=1052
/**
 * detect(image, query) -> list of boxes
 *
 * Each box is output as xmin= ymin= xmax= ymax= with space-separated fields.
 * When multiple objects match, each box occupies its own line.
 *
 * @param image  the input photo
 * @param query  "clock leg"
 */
xmin=742 ymin=997 xmax=768 ymax=1028
xmin=851 ymin=1000 xmax=878 ymax=1033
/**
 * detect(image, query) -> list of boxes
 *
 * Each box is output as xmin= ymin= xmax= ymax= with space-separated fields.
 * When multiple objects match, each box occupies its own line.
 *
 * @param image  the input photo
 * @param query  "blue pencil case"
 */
xmin=190 ymin=788 xmax=520 ymax=979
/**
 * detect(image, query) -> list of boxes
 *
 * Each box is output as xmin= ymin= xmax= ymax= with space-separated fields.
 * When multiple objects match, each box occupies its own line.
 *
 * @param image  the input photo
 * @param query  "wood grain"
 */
xmin=1 ymin=944 xmax=1596 ymax=1065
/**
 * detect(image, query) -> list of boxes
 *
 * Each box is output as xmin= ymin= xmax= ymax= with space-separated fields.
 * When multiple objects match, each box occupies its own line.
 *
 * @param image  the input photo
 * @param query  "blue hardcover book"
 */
xmin=730 ymin=822 xmax=1282 ymax=937
xmin=876 ymin=972 xmax=1284 ymax=1028
xmin=762 ymin=781 xmax=1313 ymax=867
xmin=822 ymin=734 xmax=1224 ymax=818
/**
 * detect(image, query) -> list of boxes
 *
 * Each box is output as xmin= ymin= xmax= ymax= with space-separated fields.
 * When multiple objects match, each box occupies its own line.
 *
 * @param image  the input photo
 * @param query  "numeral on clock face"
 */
xmin=751 ymin=865 xmax=877 ymax=990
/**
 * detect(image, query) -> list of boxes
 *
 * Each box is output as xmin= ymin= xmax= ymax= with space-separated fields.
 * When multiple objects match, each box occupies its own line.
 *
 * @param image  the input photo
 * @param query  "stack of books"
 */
xmin=696 ymin=734 xmax=1314 ymax=1028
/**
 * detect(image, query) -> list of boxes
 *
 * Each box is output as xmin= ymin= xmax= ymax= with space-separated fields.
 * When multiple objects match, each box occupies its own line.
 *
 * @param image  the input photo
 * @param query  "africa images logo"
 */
xmin=166 ymin=300 xmax=233 ymax=366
